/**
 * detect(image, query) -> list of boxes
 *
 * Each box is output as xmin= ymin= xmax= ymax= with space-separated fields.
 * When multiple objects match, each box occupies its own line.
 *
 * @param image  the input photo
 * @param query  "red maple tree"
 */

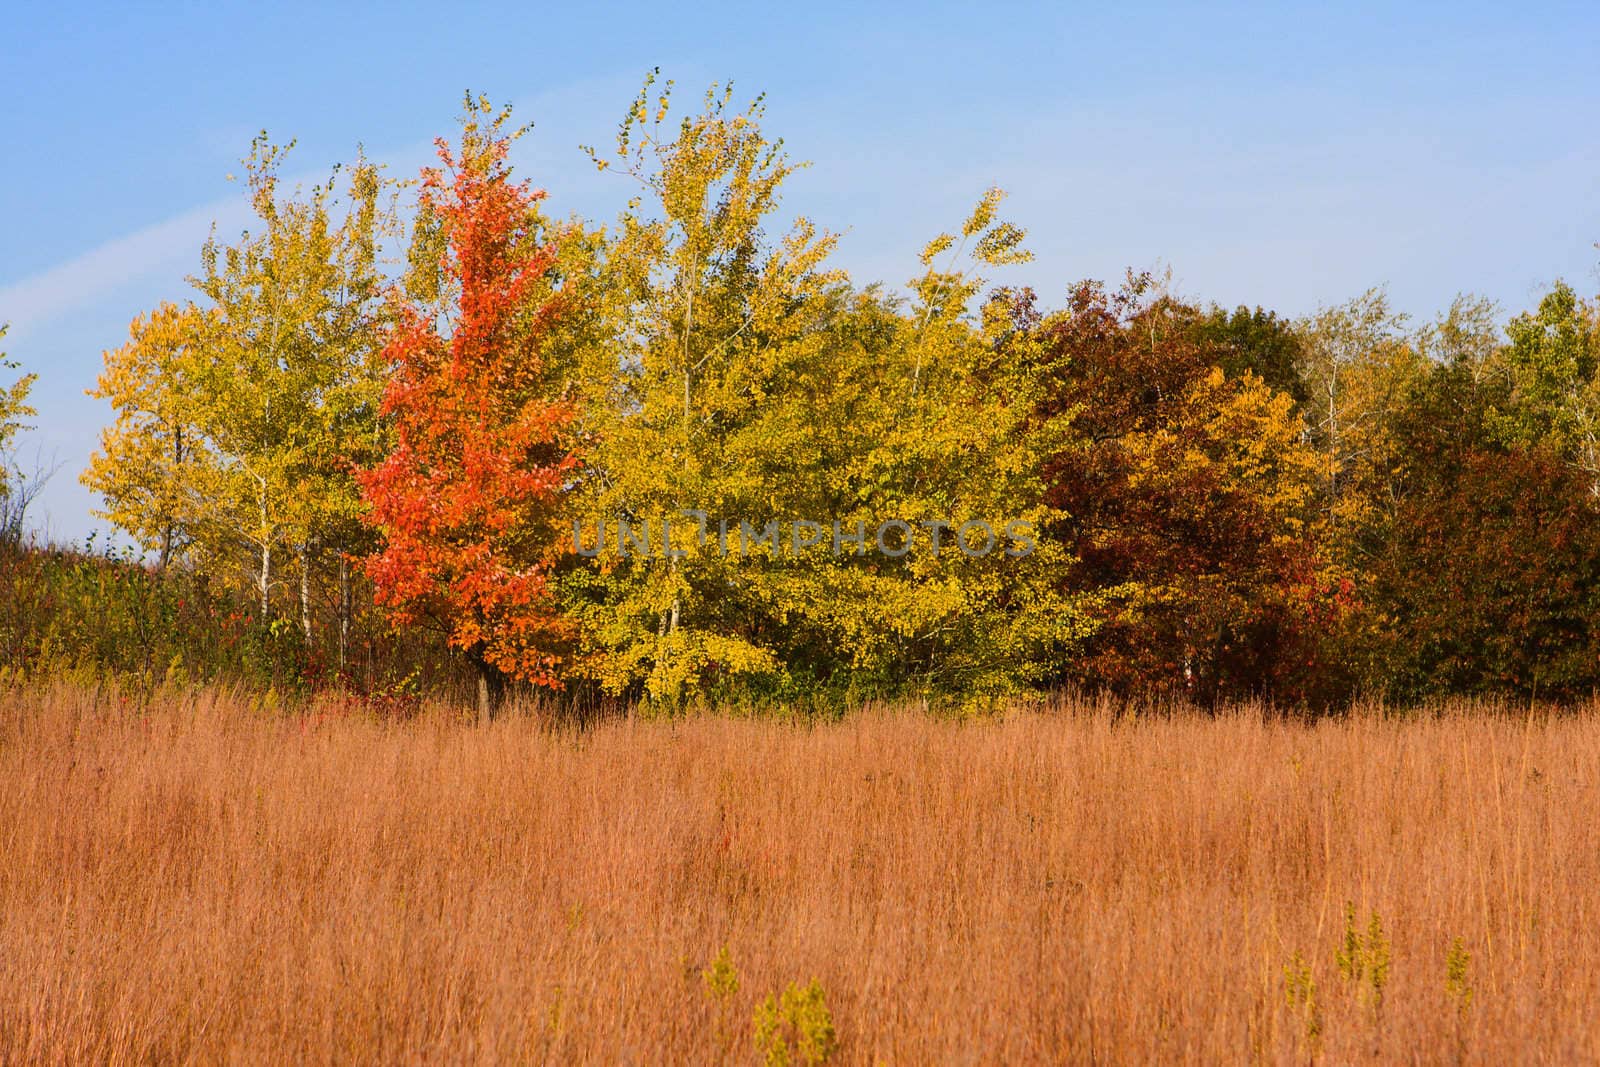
xmin=360 ymin=116 xmax=575 ymax=716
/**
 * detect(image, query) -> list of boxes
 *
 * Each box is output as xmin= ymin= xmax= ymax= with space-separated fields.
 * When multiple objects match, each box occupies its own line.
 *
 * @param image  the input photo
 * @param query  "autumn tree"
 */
xmin=792 ymin=195 xmax=1095 ymax=699
xmin=1296 ymin=291 xmax=1428 ymax=537
xmin=565 ymin=76 xmax=847 ymax=700
xmin=83 ymin=303 xmax=211 ymax=569
xmin=84 ymin=137 xmax=392 ymax=663
xmin=1359 ymin=360 xmax=1600 ymax=697
xmin=1035 ymin=276 xmax=1326 ymax=702
xmin=360 ymin=98 xmax=579 ymax=720
xmin=1416 ymin=293 xmax=1503 ymax=383
xmin=189 ymin=136 xmax=392 ymax=633
xmin=566 ymin=76 xmax=1088 ymax=704
xmin=73 ymin=81 xmax=1600 ymax=708
xmin=0 ymin=325 xmax=39 ymax=543
xmin=0 ymin=327 xmax=36 ymax=479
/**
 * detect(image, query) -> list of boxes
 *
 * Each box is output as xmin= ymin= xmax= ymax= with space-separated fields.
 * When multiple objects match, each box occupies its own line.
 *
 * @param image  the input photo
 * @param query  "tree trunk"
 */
xmin=298 ymin=545 xmax=313 ymax=641
xmin=474 ymin=655 xmax=506 ymax=725
xmin=162 ymin=424 xmax=184 ymax=571
xmin=258 ymin=542 xmax=271 ymax=619
xmin=256 ymin=477 xmax=271 ymax=619
xmin=337 ymin=554 xmax=351 ymax=673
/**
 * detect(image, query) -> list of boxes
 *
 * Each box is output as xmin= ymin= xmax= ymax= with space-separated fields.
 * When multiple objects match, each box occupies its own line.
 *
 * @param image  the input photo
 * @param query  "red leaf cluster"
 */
xmin=358 ymin=130 xmax=574 ymax=688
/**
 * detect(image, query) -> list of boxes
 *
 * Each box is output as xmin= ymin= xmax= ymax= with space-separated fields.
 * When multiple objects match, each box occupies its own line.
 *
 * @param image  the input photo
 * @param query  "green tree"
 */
xmin=1189 ymin=303 xmax=1308 ymax=406
xmin=1492 ymin=281 xmax=1600 ymax=494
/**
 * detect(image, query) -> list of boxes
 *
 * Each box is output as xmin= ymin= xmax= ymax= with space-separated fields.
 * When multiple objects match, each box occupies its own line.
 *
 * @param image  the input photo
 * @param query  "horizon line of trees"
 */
xmin=4 ymin=79 xmax=1599 ymax=716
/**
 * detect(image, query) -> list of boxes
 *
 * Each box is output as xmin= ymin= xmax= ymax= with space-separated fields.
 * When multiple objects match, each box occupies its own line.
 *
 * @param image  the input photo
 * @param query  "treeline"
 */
xmin=4 ymin=80 xmax=1598 ymax=713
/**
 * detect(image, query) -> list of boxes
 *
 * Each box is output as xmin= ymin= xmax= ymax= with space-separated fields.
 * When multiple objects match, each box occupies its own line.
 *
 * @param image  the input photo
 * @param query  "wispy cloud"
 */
xmin=0 ymin=72 xmax=633 ymax=347
xmin=0 ymin=197 xmax=253 ymax=343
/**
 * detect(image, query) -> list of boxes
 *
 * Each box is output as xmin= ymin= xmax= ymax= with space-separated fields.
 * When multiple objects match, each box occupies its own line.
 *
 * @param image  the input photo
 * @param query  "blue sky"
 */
xmin=3 ymin=1 xmax=1598 ymax=542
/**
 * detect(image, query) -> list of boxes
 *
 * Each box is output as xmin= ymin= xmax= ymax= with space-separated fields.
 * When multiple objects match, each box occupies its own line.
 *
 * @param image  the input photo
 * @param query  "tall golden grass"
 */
xmin=1 ymin=682 xmax=1596 ymax=1063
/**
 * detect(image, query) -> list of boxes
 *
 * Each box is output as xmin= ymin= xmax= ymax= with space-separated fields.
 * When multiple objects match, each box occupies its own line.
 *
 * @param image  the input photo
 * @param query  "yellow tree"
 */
xmin=83 ymin=303 xmax=214 ymax=569
xmin=190 ymin=135 xmax=394 ymax=630
xmin=0 ymin=327 xmax=37 ymax=470
xmin=779 ymin=195 xmax=1096 ymax=698
xmin=568 ymin=76 xmax=1095 ymax=702
xmin=1296 ymin=288 xmax=1425 ymax=532
xmin=86 ymin=136 xmax=393 ymax=649
xmin=567 ymin=76 xmax=846 ymax=699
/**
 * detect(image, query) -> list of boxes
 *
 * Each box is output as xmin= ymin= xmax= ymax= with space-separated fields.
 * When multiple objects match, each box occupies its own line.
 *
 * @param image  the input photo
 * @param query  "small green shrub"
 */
xmin=703 ymin=945 xmax=740 ymax=1001
xmin=753 ymin=978 xmax=837 ymax=1066
xmin=1335 ymin=902 xmax=1392 ymax=1009
xmin=1282 ymin=951 xmax=1322 ymax=1044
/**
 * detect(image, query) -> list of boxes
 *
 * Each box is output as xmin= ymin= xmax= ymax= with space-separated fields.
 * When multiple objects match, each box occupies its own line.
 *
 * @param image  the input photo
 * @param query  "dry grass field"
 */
xmin=2 ymin=683 xmax=1598 ymax=1064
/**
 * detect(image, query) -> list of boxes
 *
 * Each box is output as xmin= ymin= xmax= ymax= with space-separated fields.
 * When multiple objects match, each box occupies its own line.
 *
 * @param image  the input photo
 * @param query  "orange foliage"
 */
xmin=359 ymin=119 xmax=574 ymax=688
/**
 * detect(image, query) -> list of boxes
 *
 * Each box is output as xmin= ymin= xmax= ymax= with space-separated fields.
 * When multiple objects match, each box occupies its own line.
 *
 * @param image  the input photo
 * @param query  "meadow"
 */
xmin=2 ymin=682 xmax=1596 ymax=1063
xmin=4 ymin=20 xmax=1598 ymax=1067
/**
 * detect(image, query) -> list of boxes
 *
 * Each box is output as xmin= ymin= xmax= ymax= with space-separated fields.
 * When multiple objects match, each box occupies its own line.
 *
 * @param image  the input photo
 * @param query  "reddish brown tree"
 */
xmin=1359 ymin=362 xmax=1600 ymax=699
xmin=1035 ymin=277 xmax=1326 ymax=703
xmin=360 ymin=105 xmax=575 ymax=719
